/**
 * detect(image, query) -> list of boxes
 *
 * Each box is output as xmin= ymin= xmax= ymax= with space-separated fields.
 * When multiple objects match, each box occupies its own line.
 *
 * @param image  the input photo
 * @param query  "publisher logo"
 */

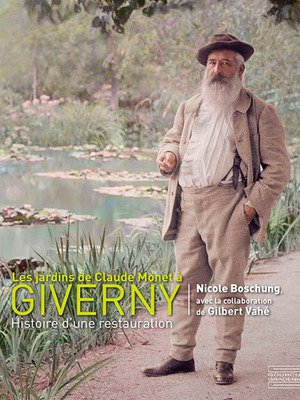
xmin=268 ymin=366 xmax=300 ymax=389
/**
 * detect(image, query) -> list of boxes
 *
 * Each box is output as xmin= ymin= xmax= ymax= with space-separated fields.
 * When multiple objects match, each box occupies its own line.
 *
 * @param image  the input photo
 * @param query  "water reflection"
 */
xmin=0 ymin=150 xmax=165 ymax=260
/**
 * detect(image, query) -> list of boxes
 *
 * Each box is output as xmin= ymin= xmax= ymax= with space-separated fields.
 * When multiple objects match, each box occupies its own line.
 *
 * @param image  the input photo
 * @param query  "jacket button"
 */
xmin=171 ymin=191 xmax=174 ymax=196
xmin=183 ymin=139 xmax=187 ymax=144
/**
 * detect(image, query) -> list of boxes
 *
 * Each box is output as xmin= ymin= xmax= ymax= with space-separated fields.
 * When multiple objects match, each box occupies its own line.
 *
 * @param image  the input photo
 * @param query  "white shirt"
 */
xmin=179 ymin=101 xmax=244 ymax=188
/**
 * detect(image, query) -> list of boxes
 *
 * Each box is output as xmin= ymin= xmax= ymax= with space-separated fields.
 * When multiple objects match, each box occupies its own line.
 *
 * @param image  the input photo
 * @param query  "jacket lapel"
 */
xmin=232 ymin=88 xmax=254 ymax=183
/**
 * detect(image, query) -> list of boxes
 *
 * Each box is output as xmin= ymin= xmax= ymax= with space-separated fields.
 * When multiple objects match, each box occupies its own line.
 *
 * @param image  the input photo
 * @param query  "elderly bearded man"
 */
xmin=143 ymin=34 xmax=290 ymax=384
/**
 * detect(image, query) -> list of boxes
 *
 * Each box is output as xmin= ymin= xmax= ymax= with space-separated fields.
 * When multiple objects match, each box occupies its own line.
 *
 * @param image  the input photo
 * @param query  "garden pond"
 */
xmin=0 ymin=148 xmax=166 ymax=260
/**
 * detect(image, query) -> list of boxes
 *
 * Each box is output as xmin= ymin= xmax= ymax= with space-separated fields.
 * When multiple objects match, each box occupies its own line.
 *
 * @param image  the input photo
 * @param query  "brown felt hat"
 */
xmin=196 ymin=33 xmax=254 ymax=66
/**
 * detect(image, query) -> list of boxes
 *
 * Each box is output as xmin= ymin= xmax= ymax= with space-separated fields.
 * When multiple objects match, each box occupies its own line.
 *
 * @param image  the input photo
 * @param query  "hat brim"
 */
xmin=196 ymin=41 xmax=254 ymax=66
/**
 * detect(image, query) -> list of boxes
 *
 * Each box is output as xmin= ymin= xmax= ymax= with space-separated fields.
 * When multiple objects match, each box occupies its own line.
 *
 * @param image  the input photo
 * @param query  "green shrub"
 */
xmin=250 ymin=162 xmax=300 ymax=259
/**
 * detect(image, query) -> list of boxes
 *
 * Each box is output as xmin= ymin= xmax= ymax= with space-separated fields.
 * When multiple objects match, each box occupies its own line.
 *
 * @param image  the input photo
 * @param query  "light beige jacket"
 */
xmin=159 ymin=87 xmax=290 ymax=243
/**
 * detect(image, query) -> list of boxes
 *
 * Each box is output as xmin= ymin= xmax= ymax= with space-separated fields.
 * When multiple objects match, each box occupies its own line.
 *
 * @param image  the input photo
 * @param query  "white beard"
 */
xmin=201 ymin=69 xmax=242 ymax=110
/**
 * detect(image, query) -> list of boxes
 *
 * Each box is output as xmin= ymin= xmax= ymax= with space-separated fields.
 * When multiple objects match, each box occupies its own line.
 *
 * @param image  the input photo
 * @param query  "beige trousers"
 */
xmin=170 ymin=182 xmax=250 ymax=364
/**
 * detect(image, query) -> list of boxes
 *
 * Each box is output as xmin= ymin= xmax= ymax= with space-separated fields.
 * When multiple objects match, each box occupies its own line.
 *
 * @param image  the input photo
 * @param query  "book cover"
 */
xmin=0 ymin=1 xmax=299 ymax=399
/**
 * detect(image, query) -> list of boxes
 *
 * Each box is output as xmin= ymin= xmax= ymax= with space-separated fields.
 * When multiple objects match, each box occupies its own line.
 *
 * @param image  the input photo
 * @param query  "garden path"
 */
xmin=68 ymin=252 xmax=300 ymax=400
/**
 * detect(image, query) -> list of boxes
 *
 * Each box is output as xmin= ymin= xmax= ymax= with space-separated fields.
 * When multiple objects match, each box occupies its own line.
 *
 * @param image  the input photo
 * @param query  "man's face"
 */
xmin=201 ymin=49 xmax=244 ymax=107
xmin=206 ymin=49 xmax=244 ymax=81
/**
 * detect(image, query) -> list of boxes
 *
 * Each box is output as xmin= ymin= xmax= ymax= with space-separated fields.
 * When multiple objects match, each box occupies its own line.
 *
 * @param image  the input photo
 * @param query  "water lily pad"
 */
xmin=70 ymin=145 xmax=156 ymax=161
xmin=94 ymin=185 xmax=167 ymax=199
xmin=0 ymin=258 xmax=46 ymax=278
xmin=0 ymin=145 xmax=47 ymax=163
xmin=0 ymin=205 xmax=96 ymax=227
xmin=34 ymin=169 xmax=164 ymax=182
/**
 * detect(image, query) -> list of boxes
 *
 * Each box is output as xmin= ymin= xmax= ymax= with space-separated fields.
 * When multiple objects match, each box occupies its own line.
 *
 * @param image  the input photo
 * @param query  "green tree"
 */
xmin=0 ymin=0 xmax=299 ymax=146
xmin=24 ymin=0 xmax=195 ymax=33
xmin=24 ymin=0 xmax=300 ymax=32
xmin=267 ymin=0 xmax=300 ymax=27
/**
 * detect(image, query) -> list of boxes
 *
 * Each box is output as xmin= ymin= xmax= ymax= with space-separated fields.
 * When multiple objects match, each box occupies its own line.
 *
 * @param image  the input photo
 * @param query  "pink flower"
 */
xmin=5 ymin=208 xmax=14 ymax=217
xmin=48 ymin=100 xmax=59 ymax=106
xmin=40 ymin=95 xmax=50 ymax=101
xmin=22 ymin=100 xmax=31 ymax=108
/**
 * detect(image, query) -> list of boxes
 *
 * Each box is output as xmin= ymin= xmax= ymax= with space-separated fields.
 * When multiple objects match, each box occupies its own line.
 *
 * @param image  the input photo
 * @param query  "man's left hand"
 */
xmin=243 ymin=204 xmax=257 ymax=225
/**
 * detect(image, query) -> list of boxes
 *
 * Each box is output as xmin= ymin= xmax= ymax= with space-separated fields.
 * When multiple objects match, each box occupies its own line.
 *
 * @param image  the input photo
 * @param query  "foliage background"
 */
xmin=0 ymin=0 xmax=299 ymax=148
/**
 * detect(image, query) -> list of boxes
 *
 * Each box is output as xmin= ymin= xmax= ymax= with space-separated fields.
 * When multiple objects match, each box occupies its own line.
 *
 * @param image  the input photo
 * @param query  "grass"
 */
xmin=28 ymin=103 xmax=126 ymax=148
xmin=0 ymin=93 xmax=126 ymax=148
xmin=0 ymin=331 xmax=112 ymax=399
xmin=250 ymin=163 xmax=300 ymax=260
xmin=0 ymin=228 xmax=175 ymax=398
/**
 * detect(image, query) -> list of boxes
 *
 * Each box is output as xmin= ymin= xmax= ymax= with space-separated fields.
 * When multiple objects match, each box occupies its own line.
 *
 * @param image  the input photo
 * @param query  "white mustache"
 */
xmin=209 ymin=74 xmax=229 ymax=85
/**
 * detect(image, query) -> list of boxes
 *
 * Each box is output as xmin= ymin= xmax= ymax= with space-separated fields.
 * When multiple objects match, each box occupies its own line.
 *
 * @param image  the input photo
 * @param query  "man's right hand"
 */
xmin=157 ymin=152 xmax=177 ymax=174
